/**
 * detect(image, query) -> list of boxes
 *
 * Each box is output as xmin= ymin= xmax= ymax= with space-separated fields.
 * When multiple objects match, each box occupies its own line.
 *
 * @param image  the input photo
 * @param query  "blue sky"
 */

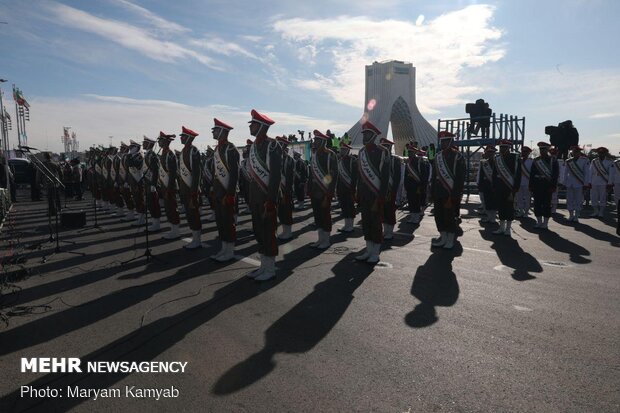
xmin=1 ymin=0 xmax=619 ymax=153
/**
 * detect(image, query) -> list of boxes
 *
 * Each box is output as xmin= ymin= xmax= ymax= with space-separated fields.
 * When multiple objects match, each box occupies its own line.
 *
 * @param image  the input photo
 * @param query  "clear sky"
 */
xmin=1 ymin=0 xmax=619 ymax=154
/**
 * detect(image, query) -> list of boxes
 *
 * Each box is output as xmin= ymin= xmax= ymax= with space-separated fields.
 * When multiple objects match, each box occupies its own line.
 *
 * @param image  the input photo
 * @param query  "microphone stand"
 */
xmin=20 ymin=148 xmax=86 ymax=262
xmin=78 ymin=159 xmax=106 ymax=234
xmin=121 ymin=159 xmax=164 ymax=265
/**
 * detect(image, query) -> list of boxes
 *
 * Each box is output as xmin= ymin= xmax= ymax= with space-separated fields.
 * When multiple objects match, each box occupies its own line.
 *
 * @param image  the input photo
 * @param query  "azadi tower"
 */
xmin=348 ymin=61 xmax=436 ymax=155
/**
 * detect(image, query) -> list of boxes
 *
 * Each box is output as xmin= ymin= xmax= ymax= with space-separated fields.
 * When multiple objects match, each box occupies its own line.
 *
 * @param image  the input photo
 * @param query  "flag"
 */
xmin=13 ymin=86 xmax=30 ymax=108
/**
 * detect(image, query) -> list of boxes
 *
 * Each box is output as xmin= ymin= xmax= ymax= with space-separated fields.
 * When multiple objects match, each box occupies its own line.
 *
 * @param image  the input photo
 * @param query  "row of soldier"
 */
xmin=84 ymin=109 xmax=620 ymax=281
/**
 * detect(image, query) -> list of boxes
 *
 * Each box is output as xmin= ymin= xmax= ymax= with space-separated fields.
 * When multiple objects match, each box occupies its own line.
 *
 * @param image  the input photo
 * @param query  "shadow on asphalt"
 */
xmin=479 ymin=229 xmax=543 ymax=282
xmin=404 ymin=243 xmax=462 ymax=328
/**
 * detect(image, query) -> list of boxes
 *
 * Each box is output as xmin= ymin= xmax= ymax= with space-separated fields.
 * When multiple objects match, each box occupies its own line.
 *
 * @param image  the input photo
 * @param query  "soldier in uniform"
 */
xmin=355 ymin=121 xmax=390 ymax=263
xmin=70 ymin=158 xmax=83 ymax=201
xmin=608 ymin=155 xmax=620 ymax=235
xmin=380 ymin=138 xmax=401 ymax=239
xmin=529 ymin=141 xmax=559 ymax=229
xmin=515 ymin=146 xmax=533 ymax=217
xmin=127 ymin=140 xmax=146 ymax=226
xmin=588 ymin=146 xmax=612 ymax=218
xmin=238 ymin=139 xmax=253 ymax=214
xmin=549 ymin=147 xmax=562 ymax=213
xmin=118 ymin=143 xmax=136 ymax=222
xmin=308 ymin=129 xmax=338 ymax=249
xmin=93 ymin=149 xmax=105 ymax=209
xmin=202 ymin=146 xmax=216 ymax=221
xmin=562 ymin=145 xmax=590 ymax=222
xmin=293 ymin=151 xmax=308 ymax=210
xmin=404 ymin=143 xmax=431 ymax=224
xmin=491 ymin=140 xmax=522 ymax=236
xmin=158 ymin=132 xmax=181 ymax=239
xmin=430 ymin=131 xmax=465 ymax=249
xmin=99 ymin=148 xmax=111 ymax=211
xmin=245 ymin=109 xmax=282 ymax=281
xmin=476 ymin=145 xmax=497 ymax=224
xmin=277 ymin=135 xmax=295 ymax=240
xmin=210 ymin=118 xmax=239 ymax=261
xmin=142 ymin=136 xmax=162 ymax=231
xmin=178 ymin=126 xmax=203 ymax=249
xmin=336 ymin=141 xmax=358 ymax=232
xmin=103 ymin=147 xmax=119 ymax=216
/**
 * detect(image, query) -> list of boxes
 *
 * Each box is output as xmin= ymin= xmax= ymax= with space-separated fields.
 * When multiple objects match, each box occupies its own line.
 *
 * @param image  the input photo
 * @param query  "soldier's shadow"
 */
xmin=212 ymin=253 xmax=375 ymax=395
xmin=479 ymin=230 xmax=542 ymax=281
xmin=404 ymin=244 xmax=462 ymax=328
xmin=537 ymin=229 xmax=591 ymax=264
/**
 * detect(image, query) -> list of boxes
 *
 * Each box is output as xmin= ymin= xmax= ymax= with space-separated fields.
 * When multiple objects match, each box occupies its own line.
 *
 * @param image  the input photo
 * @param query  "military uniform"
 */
xmin=431 ymin=132 xmax=465 ymax=249
xmin=158 ymin=132 xmax=181 ymax=239
xmin=246 ymin=110 xmax=281 ymax=281
xmin=336 ymin=143 xmax=358 ymax=232
xmin=119 ymin=145 xmax=136 ymax=221
xmin=529 ymin=142 xmax=559 ymax=228
xmin=126 ymin=141 xmax=146 ymax=226
xmin=178 ymin=127 xmax=203 ymax=249
xmin=404 ymin=146 xmax=431 ymax=224
xmin=143 ymin=138 xmax=162 ymax=230
xmin=293 ymin=153 xmax=308 ymax=209
xmin=308 ymin=130 xmax=338 ymax=248
xmin=516 ymin=148 xmax=533 ymax=217
xmin=491 ymin=141 xmax=522 ymax=236
xmin=562 ymin=147 xmax=590 ymax=221
xmin=238 ymin=140 xmax=253 ymax=213
xmin=476 ymin=148 xmax=497 ymax=224
xmin=588 ymin=148 xmax=613 ymax=217
xmin=277 ymin=136 xmax=295 ymax=240
xmin=111 ymin=146 xmax=125 ymax=211
xmin=210 ymin=118 xmax=240 ymax=260
xmin=355 ymin=121 xmax=390 ymax=263
xmin=380 ymin=139 xmax=401 ymax=239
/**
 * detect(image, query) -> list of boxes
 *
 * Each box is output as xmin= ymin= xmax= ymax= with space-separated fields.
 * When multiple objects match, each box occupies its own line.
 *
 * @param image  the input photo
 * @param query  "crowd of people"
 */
xmin=29 ymin=109 xmax=620 ymax=282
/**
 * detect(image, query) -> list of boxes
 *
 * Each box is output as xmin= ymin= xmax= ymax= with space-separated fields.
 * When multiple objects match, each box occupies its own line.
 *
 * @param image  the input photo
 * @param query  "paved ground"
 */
xmin=0 ymin=190 xmax=619 ymax=413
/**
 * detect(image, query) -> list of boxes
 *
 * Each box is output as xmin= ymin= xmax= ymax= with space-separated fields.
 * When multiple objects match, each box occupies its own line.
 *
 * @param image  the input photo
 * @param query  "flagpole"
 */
xmin=0 ymin=85 xmax=6 ymax=151
xmin=13 ymin=84 xmax=21 ymax=148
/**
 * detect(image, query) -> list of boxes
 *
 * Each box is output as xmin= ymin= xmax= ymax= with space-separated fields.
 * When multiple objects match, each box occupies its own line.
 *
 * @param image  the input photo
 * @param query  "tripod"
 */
xmin=122 ymin=174 xmax=164 ymax=265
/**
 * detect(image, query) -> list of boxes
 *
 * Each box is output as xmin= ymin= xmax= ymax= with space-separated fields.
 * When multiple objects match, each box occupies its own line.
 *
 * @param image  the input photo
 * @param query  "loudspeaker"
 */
xmin=61 ymin=210 xmax=86 ymax=228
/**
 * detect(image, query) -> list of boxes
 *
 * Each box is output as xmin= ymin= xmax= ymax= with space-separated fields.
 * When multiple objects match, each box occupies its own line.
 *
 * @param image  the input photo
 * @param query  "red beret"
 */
xmin=158 ymin=131 xmax=175 ymax=140
xmin=313 ymin=129 xmax=329 ymax=140
xmin=380 ymin=137 xmax=394 ymax=145
xmin=249 ymin=109 xmax=274 ymax=126
xmin=361 ymin=121 xmax=381 ymax=136
xmin=213 ymin=118 xmax=233 ymax=130
xmin=498 ymin=139 xmax=512 ymax=146
xmin=246 ymin=139 xmax=253 ymax=146
xmin=537 ymin=141 xmax=551 ymax=148
xmin=521 ymin=146 xmax=532 ymax=153
xmin=596 ymin=146 xmax=609 ymax=153
xmin=438 ymin=131 xmax=455 ymax=139
xmin=181 ymin=126 xmax=199 ymax=137
xmin=276 ymin=135 xmax=289 ymax=144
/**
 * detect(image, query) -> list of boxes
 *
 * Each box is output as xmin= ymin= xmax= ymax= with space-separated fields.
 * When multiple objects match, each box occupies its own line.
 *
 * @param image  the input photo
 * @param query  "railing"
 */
xmin=437 ymin=114 xmax=525 ymax=147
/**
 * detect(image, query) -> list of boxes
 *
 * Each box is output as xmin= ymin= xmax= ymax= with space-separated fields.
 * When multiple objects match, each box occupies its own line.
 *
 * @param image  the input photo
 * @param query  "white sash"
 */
xmin=480 ymin=159 xmax=493 ymax=182
xmin=249 ymin=142 xmax=270 ymax=193
xmin=338 ymin=157 xmax=353 ymax=187
xmin=592 ymin=158 xmax=609 ymax=183
xmin=521 ymin=159 xmax=531 ymax=180
xmin=358 ymin=147 xmax=381 ymax=195
xmin=110 ymin=162 xmax=117 ymax=182
xmin=566 ymin=158 xmax=586 ymax=185
xmin=406 ymin=159 xmax=421 ymax=183
xmin=495 ymin=154 xmax=515 ymax=188
xmin=534 ymin=157 xmax=552 ymax=180
xmin=180 ymin=153 xmax=192 ymax=187
xmin=95 ymin=164 xmax=102 ymax=176
xmin=119 ymin=156 xmax=127 ymax=181
xmin=102 ymin=163 xmax=109 ymax=179
xmin=214 ymin=146 xmax=231 ymax=189
xmin=311 ymin=151 xmax=330 ymax=193
xmin=240 ymin=159 xmax=250 ymax=181
xmin=435 ymin=151 xmax=455 ymax=192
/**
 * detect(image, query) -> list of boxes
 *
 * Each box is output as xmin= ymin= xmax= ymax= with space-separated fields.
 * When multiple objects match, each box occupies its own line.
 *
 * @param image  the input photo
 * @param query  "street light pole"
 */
xmin=0 ymin=79 xmax=7 ymax=151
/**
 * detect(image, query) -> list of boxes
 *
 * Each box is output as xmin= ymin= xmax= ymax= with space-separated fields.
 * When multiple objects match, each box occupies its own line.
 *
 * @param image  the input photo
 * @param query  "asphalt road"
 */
xmin=0 ymin=191 xmax=618 ymax=412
